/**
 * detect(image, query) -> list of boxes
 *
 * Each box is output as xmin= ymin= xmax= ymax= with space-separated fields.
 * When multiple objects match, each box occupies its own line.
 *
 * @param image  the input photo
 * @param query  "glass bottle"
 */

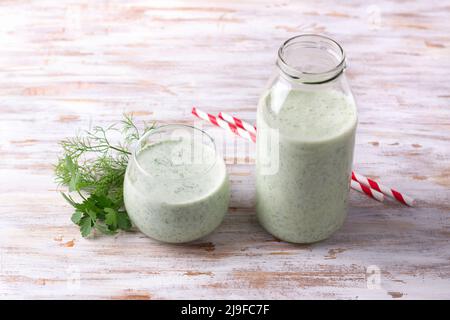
xmin=256 ymin=34 xmax=357 ymax=243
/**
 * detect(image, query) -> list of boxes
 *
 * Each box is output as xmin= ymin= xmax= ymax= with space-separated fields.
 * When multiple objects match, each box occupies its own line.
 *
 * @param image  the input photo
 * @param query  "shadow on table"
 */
xmin=161 ymin=203 xmax=425 ymax=257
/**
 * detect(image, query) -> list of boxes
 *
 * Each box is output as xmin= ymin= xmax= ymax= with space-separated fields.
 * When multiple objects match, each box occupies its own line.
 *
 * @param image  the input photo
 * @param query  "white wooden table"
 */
xmin=1 ymin=0 xmax=449 ymax=299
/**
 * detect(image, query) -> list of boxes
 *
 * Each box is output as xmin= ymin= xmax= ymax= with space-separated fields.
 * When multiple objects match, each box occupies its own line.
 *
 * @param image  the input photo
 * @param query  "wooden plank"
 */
xmin=0 ymin=0 xmax=449 ymax=299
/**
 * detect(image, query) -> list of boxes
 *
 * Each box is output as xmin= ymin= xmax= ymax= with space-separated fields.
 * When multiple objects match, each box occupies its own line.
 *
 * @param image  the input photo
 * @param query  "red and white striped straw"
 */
xmin=214 ymin=110 xmax=415 ymax=207
xmin=350 ymin=179 xmax=384 ymax=202
xmin=218 ymin=111 xmax=257 ymax=135
xmin=192 ymin=107 xmax=256 ymax=143
xmin=192 ymin=107 xmax=382 ymax=202
xmin=192 ymin=107 xmax=416 ymax=205
xmin=352 ymin=172 xmax=415 ymax=206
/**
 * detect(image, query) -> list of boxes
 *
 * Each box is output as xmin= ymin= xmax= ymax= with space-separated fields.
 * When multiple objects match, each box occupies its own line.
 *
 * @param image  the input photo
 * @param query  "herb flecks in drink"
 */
xmin=54 ymin=114 xmax=155 ymax=237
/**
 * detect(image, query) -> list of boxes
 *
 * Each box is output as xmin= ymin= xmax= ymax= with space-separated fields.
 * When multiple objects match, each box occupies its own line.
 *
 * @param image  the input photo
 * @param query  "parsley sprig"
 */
xmin=55 ymin=114 xmax=155 ymax=237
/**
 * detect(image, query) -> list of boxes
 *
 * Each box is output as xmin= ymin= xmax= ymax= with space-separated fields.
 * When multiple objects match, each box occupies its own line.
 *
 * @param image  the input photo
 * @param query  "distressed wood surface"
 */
xmin=0 ymin=0 xmax=449 ymax=299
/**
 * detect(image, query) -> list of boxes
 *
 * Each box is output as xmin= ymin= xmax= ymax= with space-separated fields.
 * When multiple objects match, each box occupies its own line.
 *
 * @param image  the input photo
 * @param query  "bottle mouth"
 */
xmin=276 ymin=34 xmax=346 ymax=84
xmin=132 ymin=124 xmax=218 ymax=181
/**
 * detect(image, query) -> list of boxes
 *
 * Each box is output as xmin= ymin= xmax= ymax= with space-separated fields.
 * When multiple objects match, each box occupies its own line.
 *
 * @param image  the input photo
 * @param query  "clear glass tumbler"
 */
xmin=124 ymin=124 xmax=230 ymax=243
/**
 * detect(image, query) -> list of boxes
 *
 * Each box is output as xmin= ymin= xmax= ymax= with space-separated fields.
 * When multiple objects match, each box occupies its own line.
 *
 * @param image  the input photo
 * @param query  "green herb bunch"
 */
xmin=55 ymin=114 xmax=155 ymax=237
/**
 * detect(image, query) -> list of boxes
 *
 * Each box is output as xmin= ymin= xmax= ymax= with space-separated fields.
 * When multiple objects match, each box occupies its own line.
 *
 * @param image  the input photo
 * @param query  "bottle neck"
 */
xmin=276 ymin=34 xmax=346 ymax=85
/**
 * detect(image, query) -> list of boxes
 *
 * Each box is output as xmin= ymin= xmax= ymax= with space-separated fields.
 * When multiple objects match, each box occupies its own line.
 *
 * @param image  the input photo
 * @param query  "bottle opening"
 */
xmin=277 ymin=34 xmax=346 ymax=84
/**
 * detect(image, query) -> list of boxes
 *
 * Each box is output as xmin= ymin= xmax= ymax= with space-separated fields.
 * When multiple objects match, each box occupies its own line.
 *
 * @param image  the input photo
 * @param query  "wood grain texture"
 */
xmin=0 ymin=0 xmax=449 ymax=299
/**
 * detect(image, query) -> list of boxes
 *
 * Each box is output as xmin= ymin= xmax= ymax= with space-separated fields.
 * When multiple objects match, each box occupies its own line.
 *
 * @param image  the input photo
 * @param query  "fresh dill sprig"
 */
xmin=55 ymin=114 xmax=155 ymax=237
